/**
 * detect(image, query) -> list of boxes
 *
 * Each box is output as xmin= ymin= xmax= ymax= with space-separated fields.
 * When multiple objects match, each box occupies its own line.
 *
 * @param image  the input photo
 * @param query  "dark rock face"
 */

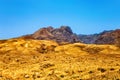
xmin=78 ymin=29 xmax=120 ymax=45
xmin=20 ymin=26 xmax=120 ymax=45
xmin=31 ymin=26 xmax=80 ymax=43
xmin=78 ymin=34 xmax=99 ymax=44
xmin=32 ymin=26 xmax=54 ymax=40
xmin=94 ymin=29 xmax=120 ymax=44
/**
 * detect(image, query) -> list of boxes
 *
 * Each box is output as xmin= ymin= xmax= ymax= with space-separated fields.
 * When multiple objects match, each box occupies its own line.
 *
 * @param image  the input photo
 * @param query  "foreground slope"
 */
xmin=0 ymin=39 xmax=120 ymax=80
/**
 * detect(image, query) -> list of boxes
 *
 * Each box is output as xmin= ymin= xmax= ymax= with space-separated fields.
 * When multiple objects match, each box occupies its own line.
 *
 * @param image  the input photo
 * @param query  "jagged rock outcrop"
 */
xmin=31 ymin=26 xmax=80 ymax=43
xmin=78 ymin=30 xmax=120 ymax=45
xmin=94 ymin=29 xmax=120 ymax=44
xmin=19 ymin=26 xmax=120 ymax=45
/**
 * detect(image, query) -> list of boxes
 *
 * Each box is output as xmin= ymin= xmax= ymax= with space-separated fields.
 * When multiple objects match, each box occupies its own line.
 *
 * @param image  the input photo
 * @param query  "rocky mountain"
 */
xmin=22 ymin=26 xmax=80 ymax=43
xmin=21 ymin=27 xmax=120 ymax=45
xmin=78 ymin=29 xmax=120 ymax=45
xmin=94 ymin=29 xmax=120 ymax=45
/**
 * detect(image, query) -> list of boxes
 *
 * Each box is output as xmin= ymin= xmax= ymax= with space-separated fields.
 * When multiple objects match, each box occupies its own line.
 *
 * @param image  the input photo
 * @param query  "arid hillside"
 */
xmin=0 ymin=38 xmax=120 ymax=80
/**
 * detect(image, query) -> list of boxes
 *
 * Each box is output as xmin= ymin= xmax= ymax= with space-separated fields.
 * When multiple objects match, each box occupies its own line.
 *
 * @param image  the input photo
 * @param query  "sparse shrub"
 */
xmin=42 ymin=63 xmax=55 ymax=68
xmin=20 ymin=44 xmax=24 ymax=47
xmin=88 ymin=71 xmax=94 ymax=74
xmin=110 ymin=68 xmax=115 ymax=71
xmin=60 ymin=75 xmax=64 ymax=78
xmin=97 ymin=68 xmax=106 ymax=73
xmin=101 ymin=75 xmax=106 ymax=78
xmin=118 ymin=69 xmax=120 ymax=73
xmin=116 ymin=64 xmax=120 ymax=66
xmin=36 ymin=44 xmax=56 ymax=53
xmin=32 ymin=56 xmax=38 ymax=59
xmin=32 ymin=74 xmax=36 ymax=79
xmin=37 ymin=75 xmax=40 ymax=78
xmin=78 ymin=70 xmax=83 ymax=73
xmin=31 ymin=70 xmax=41 ymax=79
xmin=83 ymin=47 xmax=103 ymax=54
xmin=0 ymin=74 xmax=2 ymax=79
xmin=38 ymin=44 xmax=46 ymax=53
xmin=65 ymin=70 xmax=70 ymax=74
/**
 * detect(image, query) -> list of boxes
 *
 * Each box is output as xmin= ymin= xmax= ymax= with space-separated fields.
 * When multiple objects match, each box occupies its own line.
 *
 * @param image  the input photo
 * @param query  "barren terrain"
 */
xmin=0 ymin=39 xmax=120 ymax=80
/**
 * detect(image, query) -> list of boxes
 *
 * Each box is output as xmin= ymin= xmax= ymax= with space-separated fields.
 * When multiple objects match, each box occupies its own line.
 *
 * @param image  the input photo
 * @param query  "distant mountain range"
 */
xmin=20 ymin=26 xmax=120 ymax=45
xmin=78 ymin=30 xmax=113 ymax=44
xmin=94 ymin=29 xmax=120 ymax=45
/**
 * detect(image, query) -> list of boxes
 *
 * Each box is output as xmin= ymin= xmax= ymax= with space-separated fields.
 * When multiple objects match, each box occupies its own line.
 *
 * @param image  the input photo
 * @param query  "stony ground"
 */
xmin=0 ymin=39 xmax=120 ymax=80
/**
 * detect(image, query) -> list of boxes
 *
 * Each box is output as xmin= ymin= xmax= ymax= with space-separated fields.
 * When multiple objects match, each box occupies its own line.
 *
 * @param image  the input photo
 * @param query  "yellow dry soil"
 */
xmin=0 ymin=39 xmax=120 ymax=80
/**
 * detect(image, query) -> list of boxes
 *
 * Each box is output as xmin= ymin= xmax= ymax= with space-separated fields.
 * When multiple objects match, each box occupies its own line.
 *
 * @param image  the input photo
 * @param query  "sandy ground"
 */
xmin=0 ymin=39 xmax=120 ymax=80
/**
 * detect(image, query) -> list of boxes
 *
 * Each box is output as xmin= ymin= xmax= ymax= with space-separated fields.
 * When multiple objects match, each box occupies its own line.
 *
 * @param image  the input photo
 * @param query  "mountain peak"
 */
xmin=59 ymin=26 xmax=73 ymax=34
xmin=29 ymin=26 xmax=80 ymax=43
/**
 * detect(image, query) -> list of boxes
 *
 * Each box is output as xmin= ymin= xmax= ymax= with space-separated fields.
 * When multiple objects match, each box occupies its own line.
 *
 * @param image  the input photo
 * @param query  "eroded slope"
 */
xmin=0 ymin=39 xmax=120 ymax=80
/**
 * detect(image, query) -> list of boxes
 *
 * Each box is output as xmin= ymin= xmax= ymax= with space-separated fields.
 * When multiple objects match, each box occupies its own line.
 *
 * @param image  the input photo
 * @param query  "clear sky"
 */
xmin=0 ymin=0 xmax=120 ymax=39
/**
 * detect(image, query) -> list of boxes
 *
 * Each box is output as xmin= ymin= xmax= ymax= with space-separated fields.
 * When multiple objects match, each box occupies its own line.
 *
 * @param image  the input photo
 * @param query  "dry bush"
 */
xmin=97 ymin=68 xmax=106 ymax=73
xmin=36 ymin=44 xmax=56 ymax=53
xmin=41 ymin=63 xmax=55 ymax=68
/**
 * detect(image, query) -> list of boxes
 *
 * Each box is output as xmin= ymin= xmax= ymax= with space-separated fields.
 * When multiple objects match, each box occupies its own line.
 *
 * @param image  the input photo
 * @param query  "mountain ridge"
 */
xmin=21 ymin=26 xmax=81 ymax=43
xmin=20 ymin=26 xmax=120 ymax=45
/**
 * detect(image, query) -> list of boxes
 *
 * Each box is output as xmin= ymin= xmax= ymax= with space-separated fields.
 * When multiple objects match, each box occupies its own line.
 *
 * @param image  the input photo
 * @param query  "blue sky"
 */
xmin=0 ymin=0 xmax=120 ymax=39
